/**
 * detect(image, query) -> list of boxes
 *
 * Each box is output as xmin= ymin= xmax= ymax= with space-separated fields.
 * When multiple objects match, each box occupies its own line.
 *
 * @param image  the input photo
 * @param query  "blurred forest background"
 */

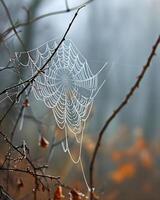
xmin=0 ymin=0 xmax=160 ymax=199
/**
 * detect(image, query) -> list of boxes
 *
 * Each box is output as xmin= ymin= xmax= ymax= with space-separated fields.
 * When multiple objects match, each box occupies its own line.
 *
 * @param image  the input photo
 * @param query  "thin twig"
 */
xmin=89 ymin=35 xmax=160 ymax=199
xmin=0 ymin=78 xmax=32 ymax=96
xmin=0 ymin=5 xmax=85 ymax=198
xmin=5 ymin=87 xmax=32 ymax=191
xmin=0 ymin=6 xmax=84 ymax=126
xmin=0 ymin=133 xmax=81 ymax=198
xmin=0 ymin=61 xmax=14 ymax=72
xmin=11 ymin=87 xmax=32 ymax=141
xmin=0 ymin=131 xmax=39 ymax=199
xmin=0 ymin=66 xmax=15 ymax=72
xmin=65 ymin=0 xmax=69 ymax=11
xmin=2 ymin=0 xmax=93 ymax=39
xmin=0 ymin=0 xmax=26 ymax=50
xmin=0 ymin=167 xmax=60 ymax=181
xmin=0 ymin=132 xmax=32 ymax=168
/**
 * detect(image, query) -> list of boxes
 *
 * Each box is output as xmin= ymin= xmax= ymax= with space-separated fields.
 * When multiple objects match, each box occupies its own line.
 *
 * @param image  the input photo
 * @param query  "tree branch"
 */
xmin=3 ymin=0 xmax=93 ymax=36
xmin=89 ymin=35 xmax=160 ymax=199
xmin=0 ymin=167 xmax=60 ymax=181
xmin=0 ymin=6 xmax=84 ymax=125
xmin=0 ymin=0 xmax=26 ymax=50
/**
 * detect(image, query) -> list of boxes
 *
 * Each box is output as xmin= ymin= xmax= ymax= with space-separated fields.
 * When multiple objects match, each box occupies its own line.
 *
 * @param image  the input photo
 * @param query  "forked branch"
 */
xmin=0 ymin=6 xmax=85 ymax=125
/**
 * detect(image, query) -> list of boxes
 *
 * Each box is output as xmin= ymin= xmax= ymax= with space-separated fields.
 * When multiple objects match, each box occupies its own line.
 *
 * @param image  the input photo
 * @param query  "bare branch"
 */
xmin=0 ymin=167 xmax=60 ymax=181
xmin=2 ymin=0 xmax=93 ymax=37
xmin=0 ymin=6 xmax=84 ymax=125
xmin=65 ymin=0 xmax=69 ymax=11
xmin=89 ymin=35 xmax=160 ymax=199
xmin=0 ymin=0 xmax=26 ymax=50
xmin=0 ymin=61 xmax=14 ymax=72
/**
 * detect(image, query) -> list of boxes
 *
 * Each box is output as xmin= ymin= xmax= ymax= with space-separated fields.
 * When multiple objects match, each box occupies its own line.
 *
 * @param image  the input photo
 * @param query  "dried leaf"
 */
xmin=16 ymin=178 xmax=24 ymax=190
xmin=70 ymin=190 xmax=82 ymax=200
xmin=110 ymin=163 xmax=136 ymax=183
xmin=54 ymin=186 xmax=64 ymax=200
xmin=42 ymin=184 xmax=45 ymax=192
xmin=39 ymin=135 xmax=49 ymax=148
xmin=22 ymin=99 xmax=30 ymax=107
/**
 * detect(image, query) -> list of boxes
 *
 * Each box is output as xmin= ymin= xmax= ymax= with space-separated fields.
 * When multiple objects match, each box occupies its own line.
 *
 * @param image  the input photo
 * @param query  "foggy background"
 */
xmin=1 ymin=0 xmax=160 ymax=199
xmin=1 ymin=0 xmax=160 ymax=138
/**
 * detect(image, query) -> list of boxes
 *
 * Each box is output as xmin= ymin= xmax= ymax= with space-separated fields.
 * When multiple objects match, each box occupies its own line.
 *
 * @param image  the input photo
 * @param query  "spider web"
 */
xmin=14 ymin=39 xmax=106 ymax=191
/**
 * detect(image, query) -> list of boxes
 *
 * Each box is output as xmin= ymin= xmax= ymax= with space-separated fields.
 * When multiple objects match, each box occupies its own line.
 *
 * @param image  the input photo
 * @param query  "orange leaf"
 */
xmin=110 ymin=163 xmax=136 ymax=183
xmin=54 ymin=186 xmax=64 ymax=200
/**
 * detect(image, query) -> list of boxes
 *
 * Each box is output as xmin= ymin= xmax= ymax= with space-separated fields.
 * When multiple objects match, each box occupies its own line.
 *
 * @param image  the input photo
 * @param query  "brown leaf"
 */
xmin=54 ymin=186 xmax=64 ymax=200
xmin=42 ymin=184 xmax=45 ymax=192
xmin=39 ymin=135 xmax=49 ymax=148
xmin=22 ymin=99 xmax=30 ymax=107
xmin=16 ymin=178 xmax=24 ymax=190
xmin=70 ymin=190 xmax=82 ymax=200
